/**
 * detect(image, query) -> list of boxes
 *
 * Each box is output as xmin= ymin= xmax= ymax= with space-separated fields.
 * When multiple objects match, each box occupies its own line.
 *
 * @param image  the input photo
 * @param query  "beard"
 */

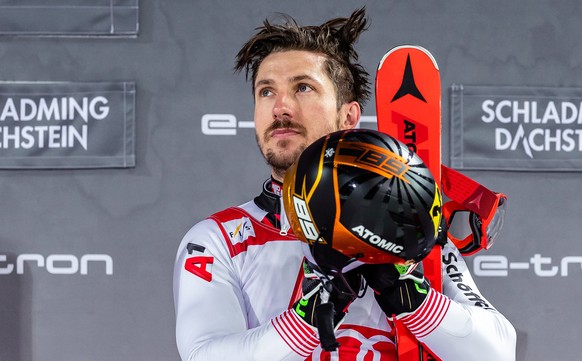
xmin=257 ymin=116 xmax=341 ymax=179
xmin=256 ymin=118 xmax=307 ymax=179
xmin=263 ymin=141 xmax=306 ymax=180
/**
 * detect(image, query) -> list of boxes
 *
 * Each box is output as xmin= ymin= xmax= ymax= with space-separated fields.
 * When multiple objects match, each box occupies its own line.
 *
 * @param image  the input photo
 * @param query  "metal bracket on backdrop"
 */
xmin=440 ymin=165 xmax=508 ymax=256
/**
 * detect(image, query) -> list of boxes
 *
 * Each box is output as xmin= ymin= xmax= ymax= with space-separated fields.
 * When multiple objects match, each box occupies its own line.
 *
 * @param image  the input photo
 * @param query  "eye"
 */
xmin=258 ymin=88 xmax=273 ymax=97
xmin=298 ymin=84 xmax=313 ymax=93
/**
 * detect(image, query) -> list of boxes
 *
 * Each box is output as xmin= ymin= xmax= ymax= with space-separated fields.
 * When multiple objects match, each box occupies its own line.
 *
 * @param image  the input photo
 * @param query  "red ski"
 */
xmin=376 ymin=45 xmax=442 ymax=289
xmin=375 ymin=45 xmax=508 ymax=361
xmin=375 ymin=45 xmax=442 ymax=361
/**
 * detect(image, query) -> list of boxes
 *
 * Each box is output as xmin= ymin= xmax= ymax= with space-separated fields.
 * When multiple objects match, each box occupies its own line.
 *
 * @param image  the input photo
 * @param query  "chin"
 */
xmin=264 ymin=143 xmax=305 ymax=171
xmin=273 ymin=139 xmax=304 ymax=154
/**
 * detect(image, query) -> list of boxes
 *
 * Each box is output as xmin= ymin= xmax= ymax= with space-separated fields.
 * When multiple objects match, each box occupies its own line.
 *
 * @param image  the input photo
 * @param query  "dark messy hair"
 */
xmin=234 ymin=7 xmax=371 ymax=110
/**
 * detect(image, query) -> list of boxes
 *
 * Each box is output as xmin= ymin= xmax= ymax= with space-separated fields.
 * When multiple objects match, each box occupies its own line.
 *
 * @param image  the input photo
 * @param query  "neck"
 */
xmin=271 ymin=170 xmax=285 ymax=183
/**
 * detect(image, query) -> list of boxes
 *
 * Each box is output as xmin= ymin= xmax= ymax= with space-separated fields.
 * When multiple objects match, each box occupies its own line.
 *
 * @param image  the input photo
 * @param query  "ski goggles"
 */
xmin=442 ymin=192 xmax=507 ymax=255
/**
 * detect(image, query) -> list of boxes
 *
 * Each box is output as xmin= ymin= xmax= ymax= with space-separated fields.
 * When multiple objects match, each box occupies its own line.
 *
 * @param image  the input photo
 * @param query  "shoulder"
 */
xmin=179 ymin=201 xmax=295 ymax=259
xmin=174 ymin=204 xmax=251 ymax=261
xmin=181 ymin=201 xmax=261 ymax=242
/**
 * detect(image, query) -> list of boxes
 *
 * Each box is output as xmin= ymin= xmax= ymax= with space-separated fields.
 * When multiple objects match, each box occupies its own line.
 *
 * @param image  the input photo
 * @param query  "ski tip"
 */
xmin=377 ymin=44 xmax=439 ymax=71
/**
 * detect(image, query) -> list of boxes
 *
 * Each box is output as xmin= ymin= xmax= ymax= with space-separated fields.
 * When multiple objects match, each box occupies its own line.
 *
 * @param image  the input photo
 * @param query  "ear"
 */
xmin=339 ymin=101 xmax=361 ymax=130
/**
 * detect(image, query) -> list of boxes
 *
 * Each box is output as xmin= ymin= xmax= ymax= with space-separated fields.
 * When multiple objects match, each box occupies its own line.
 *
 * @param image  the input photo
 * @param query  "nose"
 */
xmin=273 ymin=92 xmax=293 ymax=120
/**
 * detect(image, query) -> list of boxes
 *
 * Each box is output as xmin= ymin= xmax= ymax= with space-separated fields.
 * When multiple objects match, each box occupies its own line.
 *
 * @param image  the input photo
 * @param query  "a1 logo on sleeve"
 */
xmin=184 ymin=256 xmax=214 ymax=282
xmin=183 ymin=242 xmax=214 ymax=282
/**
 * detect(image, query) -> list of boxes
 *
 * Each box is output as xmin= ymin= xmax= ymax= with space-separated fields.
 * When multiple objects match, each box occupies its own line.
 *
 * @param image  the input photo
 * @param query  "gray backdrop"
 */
xmin=1 ymin=1 xmax=580 ymax=360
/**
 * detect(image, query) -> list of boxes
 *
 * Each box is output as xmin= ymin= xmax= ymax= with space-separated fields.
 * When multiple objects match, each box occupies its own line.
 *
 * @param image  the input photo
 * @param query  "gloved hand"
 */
xmin=360 ymin=262 xmax=430 ymax=319
xmin=292 ymin=260 xmax=362 ymax=351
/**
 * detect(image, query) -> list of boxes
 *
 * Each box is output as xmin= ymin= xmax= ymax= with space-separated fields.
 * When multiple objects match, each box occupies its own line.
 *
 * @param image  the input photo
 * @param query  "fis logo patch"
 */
xmin=221 ymin=217 xmax=255 ymax=245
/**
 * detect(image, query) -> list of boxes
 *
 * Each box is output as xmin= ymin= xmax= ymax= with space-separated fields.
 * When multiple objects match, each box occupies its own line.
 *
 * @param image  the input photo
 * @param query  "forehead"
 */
xmin=255 ymin=50 xmax=330 ymax=85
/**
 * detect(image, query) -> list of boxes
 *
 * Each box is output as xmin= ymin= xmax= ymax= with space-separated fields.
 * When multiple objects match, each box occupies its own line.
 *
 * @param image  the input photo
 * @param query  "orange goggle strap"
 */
xmin=440 ymin=165 xmax=508 ymax=255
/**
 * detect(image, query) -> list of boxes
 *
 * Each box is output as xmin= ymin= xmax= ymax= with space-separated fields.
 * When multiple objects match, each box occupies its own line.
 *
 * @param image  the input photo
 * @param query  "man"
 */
xmin=173 ymin=8 xmax=516 ymax=361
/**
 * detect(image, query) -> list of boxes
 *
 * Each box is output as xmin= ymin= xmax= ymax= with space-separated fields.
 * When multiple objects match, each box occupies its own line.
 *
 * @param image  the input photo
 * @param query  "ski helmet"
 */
xmin=282 ymin=129 xmax=442 ymax=271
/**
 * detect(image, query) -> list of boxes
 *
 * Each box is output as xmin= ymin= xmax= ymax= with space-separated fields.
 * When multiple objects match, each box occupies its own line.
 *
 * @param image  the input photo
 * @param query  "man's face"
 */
xmin=253 ymin=50 xmax=357 ymax=180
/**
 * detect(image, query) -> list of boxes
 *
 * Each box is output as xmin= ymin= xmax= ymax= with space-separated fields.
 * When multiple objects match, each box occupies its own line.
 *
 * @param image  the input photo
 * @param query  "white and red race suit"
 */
xmin=173 ymin=179 xmax=516 ymax=361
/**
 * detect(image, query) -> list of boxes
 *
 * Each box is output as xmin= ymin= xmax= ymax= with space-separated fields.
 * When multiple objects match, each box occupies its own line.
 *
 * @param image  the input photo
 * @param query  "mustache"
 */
xmin=264 ymin=118 xmax=307 ymax=138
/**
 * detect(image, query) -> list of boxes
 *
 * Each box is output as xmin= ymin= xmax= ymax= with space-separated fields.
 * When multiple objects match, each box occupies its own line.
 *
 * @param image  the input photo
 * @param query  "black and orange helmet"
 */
xmin=283 ymin=129 xmax=442 ymax=271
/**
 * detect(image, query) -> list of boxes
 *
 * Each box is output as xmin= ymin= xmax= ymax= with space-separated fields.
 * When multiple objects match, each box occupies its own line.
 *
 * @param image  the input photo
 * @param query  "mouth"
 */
xmin=264 ymin=117 xmax=307 ymax=142
xmin=269 ymin=127 xmax=302 ymax=139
